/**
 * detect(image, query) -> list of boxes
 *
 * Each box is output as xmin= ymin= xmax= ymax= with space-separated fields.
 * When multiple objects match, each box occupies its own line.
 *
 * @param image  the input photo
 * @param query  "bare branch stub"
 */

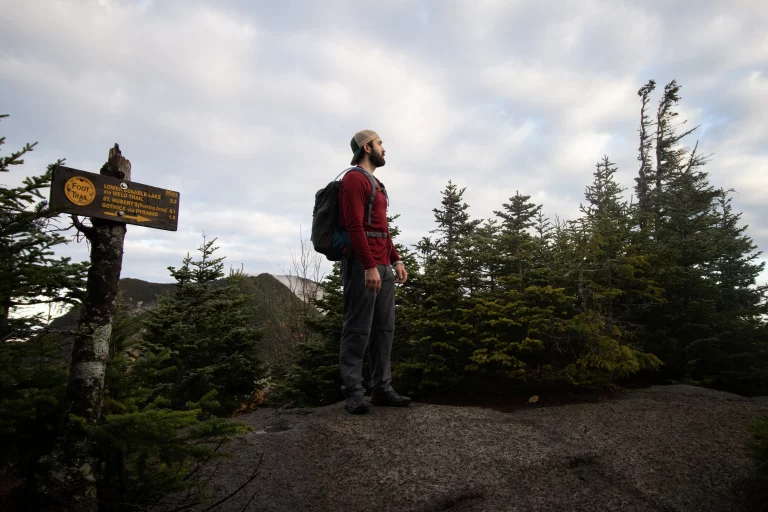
xmin=108 ymin=143 xmax=132 ymax=181
xmin=71 ymin=214 xmax=96 ymax=241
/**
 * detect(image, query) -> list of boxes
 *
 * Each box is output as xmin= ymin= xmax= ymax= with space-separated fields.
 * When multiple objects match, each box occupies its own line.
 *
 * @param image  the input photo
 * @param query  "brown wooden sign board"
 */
xmin=50 ymin=166 xmax=180 ymax=231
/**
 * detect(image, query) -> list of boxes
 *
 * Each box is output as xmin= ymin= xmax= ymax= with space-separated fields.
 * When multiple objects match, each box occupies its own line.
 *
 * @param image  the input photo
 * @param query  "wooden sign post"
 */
xmin=44 ymin=144 xmax=180 ymax=512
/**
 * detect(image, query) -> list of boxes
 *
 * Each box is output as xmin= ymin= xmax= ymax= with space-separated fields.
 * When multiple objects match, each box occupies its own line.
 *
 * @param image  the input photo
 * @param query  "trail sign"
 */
xmin=50 ymin=165 xmax=180 ymax=231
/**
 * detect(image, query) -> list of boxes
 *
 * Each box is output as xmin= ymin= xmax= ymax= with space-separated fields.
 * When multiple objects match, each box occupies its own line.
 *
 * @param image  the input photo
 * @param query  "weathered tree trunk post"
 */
xmin=42 ymin=144 xmax=131 ymax=511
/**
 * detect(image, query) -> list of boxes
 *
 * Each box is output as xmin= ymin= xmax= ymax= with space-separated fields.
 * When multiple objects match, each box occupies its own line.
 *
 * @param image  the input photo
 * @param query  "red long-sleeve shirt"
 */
xmin=338 ymin=169 xmax=400 ymax=269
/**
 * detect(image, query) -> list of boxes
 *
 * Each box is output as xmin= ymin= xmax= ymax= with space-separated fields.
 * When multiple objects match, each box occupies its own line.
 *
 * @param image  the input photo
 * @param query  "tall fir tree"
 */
xmin=0 ymin=115 xmax=88 ymax=508
xmin=561 ymin=156 xmax=662 ymax=384
xmin=387 ymin=214 xmax=422 ymax=371
xmin=634 ymin=81 xmax=716 ymax=379
xmin=431 ymin=180 xmax=480 ymax=265
xmin=494 ymin=191 xmax=541 ymax=285
xmin=140 ymin=236 xmax=264 ymax=416
xmin=64 ymin=291 xmax=254 ymax=511
xmin=397 ymin=182 xmax=477 ymax=393
xmin=531 ymin=212 xmax=553 ymax=271
xmin=684 ymin=189 xmax=768 ymax=393
xmin=652 ymin=81 xmax=699 ymax=232
xmin=635 ymin=80 xmax=656 ymax=230
xmin=632 ymin=80 xmax=768 ymax=393
xmin=465 ymin=219 xmax=502 ymax=294
xmin=652 ymin=142 xmax=723 ymax=380
xmin=577 ymin=156 xmax=662 ymax=329
xmin=0 ymin=115 xmax=87 ymax=338
xmin=465 ymin=190 xmax=561 ymax=387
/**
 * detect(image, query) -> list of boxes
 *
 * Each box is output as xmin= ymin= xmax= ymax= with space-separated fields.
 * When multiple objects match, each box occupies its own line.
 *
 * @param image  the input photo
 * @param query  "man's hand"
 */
xmin=365 ymin=267 xmax=381 ymax=293
xmin=394 ymin=263 xmax=408 ymax=284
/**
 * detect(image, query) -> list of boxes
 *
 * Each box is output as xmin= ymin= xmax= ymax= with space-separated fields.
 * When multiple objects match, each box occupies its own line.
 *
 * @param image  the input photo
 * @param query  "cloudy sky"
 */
xmin=2 ymin=0 xmax=767 ymax=287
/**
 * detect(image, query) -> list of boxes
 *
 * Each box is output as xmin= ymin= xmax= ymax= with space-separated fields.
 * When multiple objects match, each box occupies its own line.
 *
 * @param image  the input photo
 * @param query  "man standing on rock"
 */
xmin=338 ymin=129 xmax=411 ymax=414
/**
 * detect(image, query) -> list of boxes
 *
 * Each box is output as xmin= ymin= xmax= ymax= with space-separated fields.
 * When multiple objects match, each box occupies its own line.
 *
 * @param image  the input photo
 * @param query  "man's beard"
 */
xmin=370 ymin=150 xmax=386 ymax=168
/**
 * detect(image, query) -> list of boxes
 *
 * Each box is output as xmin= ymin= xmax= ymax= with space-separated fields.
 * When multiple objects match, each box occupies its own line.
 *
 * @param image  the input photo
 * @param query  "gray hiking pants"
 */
xmin=339 ymin=257 xmax=395 ymax=397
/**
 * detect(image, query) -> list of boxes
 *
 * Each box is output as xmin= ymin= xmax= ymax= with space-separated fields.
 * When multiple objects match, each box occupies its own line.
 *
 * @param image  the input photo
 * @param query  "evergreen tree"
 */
xmin=0 ymin=115 xmax=88 ymax=508
xmin=635 ymin=80 xmax=656 ymax=230
xmin=464 ymin=219 xmax=501 ymax=294
xmin=431 ymin=181 xmax=480 ymax=265
xmin=646 ymin=133 xmax=721 ymax=378
xmin=74 ymin=292 xmax=253 ymax=511
xmin=0 ymin=318 xmax=70 ymax=509
xmin=0 ymin=115 xmax=87 ymax=338
xmin=463 ymin=190 xmax=547 ymax=386
xmin=531 ymin=212 xmax=553 ymax=271
xmin=396 ymin=256 xmax=472 ymax=393
xmin=466 ymin=163 xmax=661 ymax=389
xmin=683 ymin=189 xmax=768 ymax=393
xmin=456 ymin=224 xmax=487 ymax=297
xmin=141 ymin=236 xmax=264 ymax=416
xmin=632 ymin=80 xmax=768 ymax=393
xmin=549 ymin=216 xmax=578 ymax=287
xmin=388 ymin=215 xmax=422 ymax=368
xmin=578 ymin=156 xmax=662 ymax=328
xmin=560 ymin=156 xmax=662 ymax=385
xmin=464 ymin=272 xmax=574 ymax=387
xmin=495 ymin=191 xmax=541 ymax=284
xmin=652 ymin=81 xmax=699 ymax=231
xmin=463 ymin=190 xmax=562 ymax=387
xmin=396 ymin=182 xmax=478 ymax=393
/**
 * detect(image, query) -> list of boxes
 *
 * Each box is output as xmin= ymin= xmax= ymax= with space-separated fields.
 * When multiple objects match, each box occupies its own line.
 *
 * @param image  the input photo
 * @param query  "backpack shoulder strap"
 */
xmin=338 ymin=167 xmax=379 ymax=226
xmin=333 ymin=166 xmax=360 ymax=182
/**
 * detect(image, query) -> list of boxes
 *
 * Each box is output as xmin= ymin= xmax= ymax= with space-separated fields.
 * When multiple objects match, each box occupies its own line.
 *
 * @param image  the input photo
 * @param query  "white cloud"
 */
xmin=552 ymin=132 xmax=613 ymax=174
xmin=484 ymin=59 xmax=639 ymax=130
xmin=2 ymin=0 xmax=768 ymax=288
xmin=450 ymin=121 xmax=536 ymax=170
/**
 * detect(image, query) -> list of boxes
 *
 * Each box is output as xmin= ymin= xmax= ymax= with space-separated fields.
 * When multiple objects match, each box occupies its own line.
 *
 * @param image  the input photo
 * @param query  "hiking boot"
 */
xmin=370 ymin=390 xmax=412 ymax=407
xmin=344 ymin=394 xmax=370 ymax=414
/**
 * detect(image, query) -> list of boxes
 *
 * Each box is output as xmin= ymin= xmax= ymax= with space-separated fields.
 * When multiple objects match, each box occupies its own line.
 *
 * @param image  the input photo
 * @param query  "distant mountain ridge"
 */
xmin=50 ymin=273 xmax=323 ymax=364
xmin=271 ymin=274 xmax=324 ymax=302
xmin=51 ymin=274 xmax=319 ymax=330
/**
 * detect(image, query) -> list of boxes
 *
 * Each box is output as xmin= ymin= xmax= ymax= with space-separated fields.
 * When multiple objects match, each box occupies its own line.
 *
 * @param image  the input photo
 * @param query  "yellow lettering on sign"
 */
xmin=64 ymin=177 xmax=97 ymax=206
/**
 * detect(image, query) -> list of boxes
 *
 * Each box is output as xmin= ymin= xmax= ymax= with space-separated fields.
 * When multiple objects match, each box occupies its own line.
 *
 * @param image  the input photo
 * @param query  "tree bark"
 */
xmin=0 ymin=296 xmax=11 ymax=340
xmin=41 ymin=144 xmax=131 ymax=511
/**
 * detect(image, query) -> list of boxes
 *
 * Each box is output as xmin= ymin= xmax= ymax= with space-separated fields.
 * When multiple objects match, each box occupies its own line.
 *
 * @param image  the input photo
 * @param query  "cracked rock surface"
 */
xmin=208 ymin=385 xmax=768 ymax=512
